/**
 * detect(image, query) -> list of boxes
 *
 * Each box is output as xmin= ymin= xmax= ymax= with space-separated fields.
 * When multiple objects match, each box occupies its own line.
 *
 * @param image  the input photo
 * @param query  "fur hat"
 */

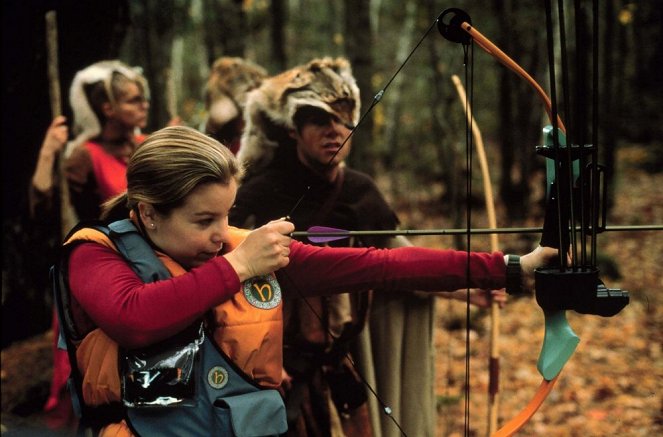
xmin=238 ymin=57 xmax=360 ymax=170
xmin=67 ymin=60 xmax=149 ymax=156
xmin=204 ymin=57 xmax=268 ymax=126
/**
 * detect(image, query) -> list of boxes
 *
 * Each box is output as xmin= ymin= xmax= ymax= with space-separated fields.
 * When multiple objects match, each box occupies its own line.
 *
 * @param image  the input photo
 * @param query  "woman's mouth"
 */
xmin=198 ymin=251 xmax=218 ymax=262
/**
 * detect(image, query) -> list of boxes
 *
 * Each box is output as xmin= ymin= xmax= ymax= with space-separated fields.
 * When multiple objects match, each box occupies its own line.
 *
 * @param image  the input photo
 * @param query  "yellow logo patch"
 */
xmin=243 ymin=274 xmax=282 ymax=309
xmin=207 ymin=366 xmax=229 ymax=390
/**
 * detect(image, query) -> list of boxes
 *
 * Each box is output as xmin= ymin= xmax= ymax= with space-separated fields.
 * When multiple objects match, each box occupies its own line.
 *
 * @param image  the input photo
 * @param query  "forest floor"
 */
xmin=1 ymin=145 xmax=661 ymax=436
xmin=392 ymin=144 xmax=662 ymax=437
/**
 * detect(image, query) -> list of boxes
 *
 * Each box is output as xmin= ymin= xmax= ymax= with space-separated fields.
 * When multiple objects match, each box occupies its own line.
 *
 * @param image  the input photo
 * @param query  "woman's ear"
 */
xmin=102 ymin=101 xmax=115 ymax=119
xmin=137 ymin=202 xmax=156 ymax=227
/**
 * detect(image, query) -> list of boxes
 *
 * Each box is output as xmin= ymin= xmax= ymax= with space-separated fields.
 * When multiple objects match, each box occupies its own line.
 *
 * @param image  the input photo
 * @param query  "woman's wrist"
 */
xmin=504 ymin=254 xmax=522 ymax=294
xmin=222 ymin=252 xmax=251 ymax=282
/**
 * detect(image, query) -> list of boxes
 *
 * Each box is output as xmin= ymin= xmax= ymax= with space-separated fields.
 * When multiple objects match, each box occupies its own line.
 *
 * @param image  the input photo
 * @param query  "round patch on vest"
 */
xmin=207 ymin=366 xmax=229 ymax=390
xmin=243 ymin=274 xmax=281 ymax=309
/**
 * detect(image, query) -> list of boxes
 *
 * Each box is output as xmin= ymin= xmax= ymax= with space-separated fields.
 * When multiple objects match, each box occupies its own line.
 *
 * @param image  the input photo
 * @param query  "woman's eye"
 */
xmin=197 ymin=219 xmax=213 ymax=227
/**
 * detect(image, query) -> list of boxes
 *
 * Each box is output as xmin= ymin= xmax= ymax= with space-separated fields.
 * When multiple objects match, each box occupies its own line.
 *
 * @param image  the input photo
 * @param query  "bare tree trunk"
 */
xmin=344 ymin=0 xmax=375 ymax=175
xmin=132 ymin=0 xmax=176 ymax=130
xmin=202 ymin=0 xmax=223 ymax=65
xmin=383 ymin=0 xmax=417 ymax=180
xmin=495 ymin=0 xmax=542 ymax=221
xmin=573 ymin=1 xmax=591 ymax=147
xmin=601 ymin=0 xmax=617 ymax=210
xmin=270 ymin=0 xmax=287 ymax=71
xmin=227 ymin=0 xmax=248 ymax=56
xmin=200 ymin=0 xmax=248 ymax=67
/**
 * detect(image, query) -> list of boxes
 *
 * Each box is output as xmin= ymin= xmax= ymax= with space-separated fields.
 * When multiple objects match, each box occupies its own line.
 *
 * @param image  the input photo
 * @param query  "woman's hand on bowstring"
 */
xmin=224 ymin=219 xmax=295 ymax=282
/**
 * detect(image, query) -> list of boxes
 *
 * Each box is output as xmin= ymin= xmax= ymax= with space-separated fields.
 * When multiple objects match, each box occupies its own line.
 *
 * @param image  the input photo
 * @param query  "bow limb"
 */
xmin=450 ymin=74 xmax=502 ymax=436
xmin=491 ymin=376 xmax=559 ymax=437
xmin=459 ymin=22 xmax=566 ymax=134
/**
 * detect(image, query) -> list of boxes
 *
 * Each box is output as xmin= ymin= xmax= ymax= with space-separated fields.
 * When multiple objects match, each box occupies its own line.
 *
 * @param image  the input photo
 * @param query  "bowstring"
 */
xmin=462 ymin=41 xmax=475 ymax=437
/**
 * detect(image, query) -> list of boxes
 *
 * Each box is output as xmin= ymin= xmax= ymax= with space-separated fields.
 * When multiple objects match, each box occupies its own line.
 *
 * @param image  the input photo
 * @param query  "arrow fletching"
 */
xmin=304 ymin=226 xmax=350 ymax=243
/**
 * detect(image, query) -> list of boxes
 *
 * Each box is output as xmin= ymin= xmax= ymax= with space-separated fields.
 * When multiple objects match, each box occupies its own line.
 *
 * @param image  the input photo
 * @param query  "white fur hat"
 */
xmin=66 ymin=60 xmax=149 ymax=155
xmin=238 ymin=57 xmax=360 ymax=170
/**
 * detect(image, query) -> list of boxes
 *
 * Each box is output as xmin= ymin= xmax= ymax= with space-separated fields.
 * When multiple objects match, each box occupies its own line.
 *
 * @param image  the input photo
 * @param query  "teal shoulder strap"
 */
xmin=103 ymin=219 xmax=171 ymax=282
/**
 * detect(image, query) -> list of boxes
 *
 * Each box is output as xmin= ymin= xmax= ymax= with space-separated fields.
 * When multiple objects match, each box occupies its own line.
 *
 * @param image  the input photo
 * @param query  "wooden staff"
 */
xmin=451 ymin=74 xmax=501 ymax=436
xmin=45 ymin=10 xmax=77 ymax=236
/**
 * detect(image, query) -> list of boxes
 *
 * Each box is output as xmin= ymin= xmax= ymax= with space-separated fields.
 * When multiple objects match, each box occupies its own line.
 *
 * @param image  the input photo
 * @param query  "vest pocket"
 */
xmin=121 ymin=323 xmax=204 ymax=408
xmin=213 ymin=389 xmax=287 ymax=437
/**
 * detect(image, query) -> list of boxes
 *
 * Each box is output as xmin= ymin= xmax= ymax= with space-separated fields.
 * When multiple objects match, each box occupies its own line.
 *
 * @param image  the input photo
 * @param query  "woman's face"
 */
xmin=112 ymin=81 xmax=149 ymax=130
xmin=144 ymin=180 xmax=237 ymax=269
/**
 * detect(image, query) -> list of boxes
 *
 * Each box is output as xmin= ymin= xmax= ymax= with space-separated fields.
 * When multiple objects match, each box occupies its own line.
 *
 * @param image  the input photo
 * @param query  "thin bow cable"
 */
xmin=451 ymin=73 xmax=502 ymax=436
xmin=277 ymin=266 xmax=407 ymax=435
xmin=286 ymin=18 xmax=440 ymax=220
xmin=557 ymin=0 xmax=586 ymax=269
xmin=278 ymin=16 xmax=446 ymax=437
xmin=556 ymin=0 xmax=583 ymax=270
xmin=591 ymin=0 xmax=600 ymax=267
xmin=545 ymin=0 xmax=568 ymax=272
xmin=461 ymin=41 xmax=475 ymax=437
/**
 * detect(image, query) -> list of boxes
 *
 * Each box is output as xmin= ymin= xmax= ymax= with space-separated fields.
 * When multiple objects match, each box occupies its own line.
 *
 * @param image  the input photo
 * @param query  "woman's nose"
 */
xmin=213 ymin=220 xmax=230 ymax=244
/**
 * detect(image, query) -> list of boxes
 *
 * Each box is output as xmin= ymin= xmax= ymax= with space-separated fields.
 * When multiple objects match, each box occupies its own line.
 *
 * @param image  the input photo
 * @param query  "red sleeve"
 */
xmin=69 ymin=242 xmax=241 ymax=349
xmin=278 ymin=241 xmax=505 ymax=297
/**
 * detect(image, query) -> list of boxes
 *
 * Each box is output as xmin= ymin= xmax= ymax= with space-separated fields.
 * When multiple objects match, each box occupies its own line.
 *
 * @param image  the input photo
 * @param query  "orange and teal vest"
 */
xmin=56 ymin=219 xmax=287 ymax=436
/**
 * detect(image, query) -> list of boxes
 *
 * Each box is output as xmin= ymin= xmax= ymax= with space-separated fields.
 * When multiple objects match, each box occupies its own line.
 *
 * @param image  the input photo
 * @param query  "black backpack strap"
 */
xmin=50 ymin=263 xmax=85 ymax=415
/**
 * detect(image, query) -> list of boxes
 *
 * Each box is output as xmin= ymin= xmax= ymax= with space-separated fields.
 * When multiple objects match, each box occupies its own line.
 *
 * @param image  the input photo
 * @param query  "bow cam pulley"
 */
xmin=437 ymin=8 xmax=472 ymax=45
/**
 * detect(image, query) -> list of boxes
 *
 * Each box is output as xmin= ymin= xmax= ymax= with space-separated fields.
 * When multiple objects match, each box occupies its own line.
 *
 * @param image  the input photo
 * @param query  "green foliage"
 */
xmin=117 ymin=0 xmax=661 ymax=193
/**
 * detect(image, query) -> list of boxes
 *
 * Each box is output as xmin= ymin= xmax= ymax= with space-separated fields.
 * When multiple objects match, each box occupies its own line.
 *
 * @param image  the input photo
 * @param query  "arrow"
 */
xmin=294 ymin=225 xmax=663 ymax=243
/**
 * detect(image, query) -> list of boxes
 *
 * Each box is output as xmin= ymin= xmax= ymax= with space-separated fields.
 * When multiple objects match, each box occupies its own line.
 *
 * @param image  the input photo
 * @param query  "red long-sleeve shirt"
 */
xmin=69 ymin=241 xmax=505 ymax=349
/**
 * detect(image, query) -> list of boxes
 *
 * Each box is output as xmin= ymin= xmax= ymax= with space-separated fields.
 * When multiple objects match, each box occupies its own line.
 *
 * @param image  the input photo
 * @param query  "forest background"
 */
xmin=2 ymin=0 xmax=661 ymax=436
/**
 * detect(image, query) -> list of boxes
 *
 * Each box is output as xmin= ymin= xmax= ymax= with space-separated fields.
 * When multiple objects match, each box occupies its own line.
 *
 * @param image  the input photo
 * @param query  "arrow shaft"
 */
xmin=292 ymin=224 xmax=663 ymax=239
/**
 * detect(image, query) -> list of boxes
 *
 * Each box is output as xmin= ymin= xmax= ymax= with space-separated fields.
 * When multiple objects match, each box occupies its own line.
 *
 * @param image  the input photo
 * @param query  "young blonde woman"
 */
xmin=59 ymin=125 xmax=554 ymax=436
xmin=62 ymin=60 xmax=151 ymax=220
xmin=31 ymin=60 xmax=152 ymax=421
